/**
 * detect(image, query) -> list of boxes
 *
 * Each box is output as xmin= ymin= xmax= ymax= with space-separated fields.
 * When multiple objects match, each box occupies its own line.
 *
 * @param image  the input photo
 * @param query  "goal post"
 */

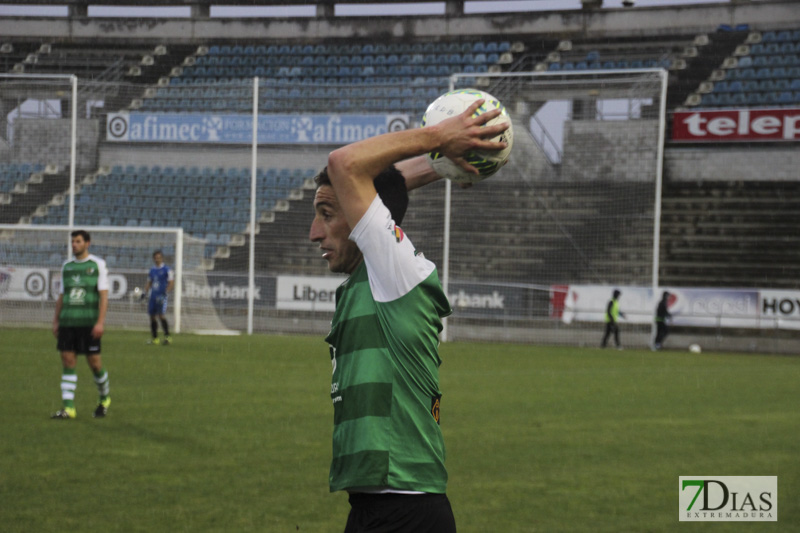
xmin=2 ymin=70 xmax=667 ymax=347
xmin=431 ymin=69 xmax=668 ymax=347
xmin=0 ymin=224 xmax=230 ymax=335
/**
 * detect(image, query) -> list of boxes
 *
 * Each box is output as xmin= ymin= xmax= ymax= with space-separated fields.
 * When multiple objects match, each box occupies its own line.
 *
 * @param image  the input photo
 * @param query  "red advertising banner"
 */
xmin=672 ymin=108 xmax=800 ymax=142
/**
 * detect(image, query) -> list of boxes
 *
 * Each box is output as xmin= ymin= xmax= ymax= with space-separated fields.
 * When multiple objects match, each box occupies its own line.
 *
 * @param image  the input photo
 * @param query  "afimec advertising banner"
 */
xmin=107 ymin=112 xmax=409 ymax=144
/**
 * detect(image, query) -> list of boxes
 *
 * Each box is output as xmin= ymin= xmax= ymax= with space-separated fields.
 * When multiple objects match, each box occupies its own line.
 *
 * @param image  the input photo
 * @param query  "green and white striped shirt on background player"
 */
xmin=59 ymin=254 xmax=109 ymax=326
xmin=326 ymin=195 xmax=452 ymax=494
xmin=56 ymin=252 xmax=111 ymax=417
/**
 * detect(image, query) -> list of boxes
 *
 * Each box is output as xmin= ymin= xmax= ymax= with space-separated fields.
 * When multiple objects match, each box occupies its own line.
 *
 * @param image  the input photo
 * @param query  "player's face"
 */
xmin=153 ymin=252 xmax=163 ymax=265
xmin=71 ymin=235 xmax=89 ymax=259
xmin=309 ymin=185 xmax=362 ymax=274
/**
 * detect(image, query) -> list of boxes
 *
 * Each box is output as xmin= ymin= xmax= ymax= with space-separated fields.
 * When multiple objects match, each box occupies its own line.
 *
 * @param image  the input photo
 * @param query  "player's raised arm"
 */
xmin=326 ymin=99 xmax=508 ymax=229
xmin=395 ymin=156 xmax=442 ymax=192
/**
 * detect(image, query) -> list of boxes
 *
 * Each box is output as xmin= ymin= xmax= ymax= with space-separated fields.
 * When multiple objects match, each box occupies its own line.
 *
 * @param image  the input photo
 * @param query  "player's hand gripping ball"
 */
xmin=421 ymin=89 xmax=514 ymax=185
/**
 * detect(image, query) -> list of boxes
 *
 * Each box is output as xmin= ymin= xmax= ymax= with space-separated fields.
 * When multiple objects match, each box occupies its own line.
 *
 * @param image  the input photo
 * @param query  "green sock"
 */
xmin=61 ymin=368 xmax=77 ymax=409
xmin=93 ymin=368 xmax=110 ymax=401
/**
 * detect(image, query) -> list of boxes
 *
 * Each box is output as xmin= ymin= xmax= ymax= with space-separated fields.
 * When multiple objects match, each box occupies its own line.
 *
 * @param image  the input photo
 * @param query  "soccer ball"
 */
xmin=421 ymin=89 xmax=513 ymax=185
xmin=688 ymin=343 xmax=702 ymax=353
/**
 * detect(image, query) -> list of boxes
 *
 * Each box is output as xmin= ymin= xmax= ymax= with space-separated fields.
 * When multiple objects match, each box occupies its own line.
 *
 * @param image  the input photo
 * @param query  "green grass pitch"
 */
xmin=1 ymin=328 xmax=798 ymax=532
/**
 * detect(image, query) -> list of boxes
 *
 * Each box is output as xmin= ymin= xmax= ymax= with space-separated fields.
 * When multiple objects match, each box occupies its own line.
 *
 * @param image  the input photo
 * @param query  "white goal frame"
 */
xmin=0 ymin=224 xmax=184 ymax=333
xmin=441 ymin=69 xmax=669 ymax=346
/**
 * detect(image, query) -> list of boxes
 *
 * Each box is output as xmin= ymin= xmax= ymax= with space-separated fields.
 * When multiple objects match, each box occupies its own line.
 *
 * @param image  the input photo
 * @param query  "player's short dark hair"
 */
xmin=153 ymin=250 xmax=163 ymax=258
xmin=71 ymin=229 xmax=91 ymax=242
xmin=314 ymin=165 xmax=409 ymax=225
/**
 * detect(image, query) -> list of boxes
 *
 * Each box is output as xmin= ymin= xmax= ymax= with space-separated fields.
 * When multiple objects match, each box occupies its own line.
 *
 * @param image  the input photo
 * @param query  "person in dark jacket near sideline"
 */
xmin=654 ymin=291 xmax=672 ymax=350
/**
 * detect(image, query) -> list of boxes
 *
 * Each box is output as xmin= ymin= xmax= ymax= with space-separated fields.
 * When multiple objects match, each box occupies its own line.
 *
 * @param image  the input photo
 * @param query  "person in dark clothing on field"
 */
xmin=601 ymin=289 xmax=625 ymax=349
xmin=654 ymin=291 xmax=672 ymax=350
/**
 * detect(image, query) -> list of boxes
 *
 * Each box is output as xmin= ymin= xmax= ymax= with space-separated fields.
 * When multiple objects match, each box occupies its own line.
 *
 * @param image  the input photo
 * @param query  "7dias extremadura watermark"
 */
xmin=679 ymin=476 xmax=777 ymax=522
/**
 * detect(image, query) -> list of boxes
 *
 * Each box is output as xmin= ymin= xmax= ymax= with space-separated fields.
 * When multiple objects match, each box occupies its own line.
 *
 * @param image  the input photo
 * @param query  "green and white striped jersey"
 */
xmin=326 ymin=196 xmax=452 ymax=494
xmin=59 ymin=254 xmax=109 ymax=327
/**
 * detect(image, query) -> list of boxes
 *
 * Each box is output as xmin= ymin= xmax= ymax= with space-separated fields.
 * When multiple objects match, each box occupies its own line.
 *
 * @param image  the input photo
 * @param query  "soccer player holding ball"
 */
xmin=144 ymin=250 xmax=174 ymax=345
xmin=309 ymin=98 xmax=508 ymax=532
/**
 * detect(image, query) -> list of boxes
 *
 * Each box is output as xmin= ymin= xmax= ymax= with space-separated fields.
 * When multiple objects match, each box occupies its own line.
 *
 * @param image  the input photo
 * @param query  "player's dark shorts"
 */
xmin=345 ymin=493 xmax=456 ymax=533
xmin=57 ymin=326 xmax=101 ymax=355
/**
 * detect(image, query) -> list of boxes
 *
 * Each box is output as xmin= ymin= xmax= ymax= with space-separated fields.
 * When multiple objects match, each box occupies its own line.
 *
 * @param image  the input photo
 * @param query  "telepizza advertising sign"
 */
xmin=672 ymin=108 xmax=800 ymax=142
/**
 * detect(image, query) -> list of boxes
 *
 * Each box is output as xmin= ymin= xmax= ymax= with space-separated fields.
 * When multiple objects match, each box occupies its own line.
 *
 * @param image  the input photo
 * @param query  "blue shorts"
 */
xmin=148 ymin=295 xmax=168 ymax=316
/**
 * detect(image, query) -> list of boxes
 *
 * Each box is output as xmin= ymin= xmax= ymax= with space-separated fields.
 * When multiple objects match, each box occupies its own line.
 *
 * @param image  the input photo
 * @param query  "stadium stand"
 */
xmin=0 ymin=162 xmax=67 ymax=225
xmin=528 ymin=28 xmax=763 ymax=112
xmin=130 ymin=39 xmax=521 ymax=115
xmin=1 ymin=1 xmax=798 ymax=295
xmin=217 ymin=176 xmax=656 ymax=282
xmin=0 ymin=41 xmax=42 ymax=75
xmin=22 ymin=164 xmax=315 ymax=269
xmin=222 ymin=188 xmax=323 ymax=276
xmin=0 ymin=40 xmax=200 ymax=113
xmin=659 ymin=179 xmax=800 ymax=288
xmin=540 ymin=35 xmax=690 ymax=73
xmin=4 ymin=41 xmax=196 ymax=83
xmin=443 ymin=181 xmax=654 ymax=285
xmin=684 ymin=27 xmax=800 ymax=108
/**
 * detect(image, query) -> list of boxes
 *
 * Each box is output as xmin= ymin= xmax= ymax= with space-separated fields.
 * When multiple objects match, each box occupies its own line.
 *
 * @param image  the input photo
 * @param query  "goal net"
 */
xmin=1 ymin=70 xmax=666 ymax=346
xmin=0 ymin=224 xmax=228 ymax=334
xmin=421 ymin=70 xmax=668 ymax=346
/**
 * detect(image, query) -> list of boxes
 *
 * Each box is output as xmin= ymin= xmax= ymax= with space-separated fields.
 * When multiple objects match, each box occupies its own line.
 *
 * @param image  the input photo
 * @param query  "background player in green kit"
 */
xmin=309 ymin=99 xmax=508 ymax=532
xmin=51 ymin=230 xmax=111 ymax=419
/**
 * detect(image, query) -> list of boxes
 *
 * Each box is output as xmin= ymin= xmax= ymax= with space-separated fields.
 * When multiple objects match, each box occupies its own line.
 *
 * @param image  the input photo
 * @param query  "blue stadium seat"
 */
xmin=743 ymin=80 xmax=760 ymax=92
xmin=753 ymin=68 xmax=771 ymax=79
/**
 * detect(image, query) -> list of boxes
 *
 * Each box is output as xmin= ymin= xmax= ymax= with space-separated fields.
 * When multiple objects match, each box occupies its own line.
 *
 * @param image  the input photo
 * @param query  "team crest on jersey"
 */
xmin=391 ymin=224 xmax=405 ymax=243
xmin=431 ymin=394 xmax=441 ymax=425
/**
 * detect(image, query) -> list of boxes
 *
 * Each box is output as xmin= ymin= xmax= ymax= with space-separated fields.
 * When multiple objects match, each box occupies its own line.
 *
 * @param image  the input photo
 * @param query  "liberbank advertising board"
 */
xmin=274 ymin=276 xmax=522 ymax=315
xmin=106 ymin=112 xmax=410 ymax=144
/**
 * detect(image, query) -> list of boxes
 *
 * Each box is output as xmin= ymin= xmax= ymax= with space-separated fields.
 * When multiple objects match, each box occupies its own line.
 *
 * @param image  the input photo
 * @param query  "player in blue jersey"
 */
xmin=143 ymin=250 xmax=174 ymax=345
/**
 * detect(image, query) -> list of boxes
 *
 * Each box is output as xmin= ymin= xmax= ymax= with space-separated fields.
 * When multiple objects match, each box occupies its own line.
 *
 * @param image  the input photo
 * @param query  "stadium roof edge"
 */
xmin=0 ymin=0 xmax=796 ymax=44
